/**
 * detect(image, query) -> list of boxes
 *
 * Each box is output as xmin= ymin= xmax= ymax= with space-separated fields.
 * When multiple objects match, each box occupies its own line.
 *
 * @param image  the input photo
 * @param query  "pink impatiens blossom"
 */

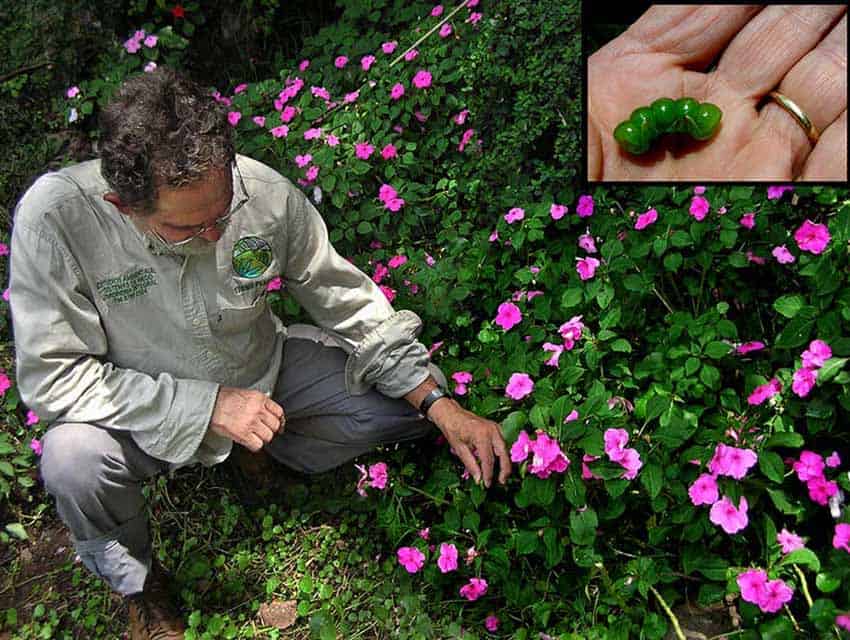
xmin=388 ymin=255 xmax=407 ymax=269
xmin=792 ymin=367 xmax=817 ymax=397
xmin=505 ymin=373 xmax=534 ymax=400
xmin=707 ymin=443 xmax=758 ymax=480
xmin=369 ymin=462 xmax=388 ymax=490
xmin=439 ymin=23 xmax=453 ymax=37
xmin=295 ymin=154 xmax=312 ymax=168
xmin=30 ymin=438 xmax=42 ymax=456
xmin=772 ymin=245 xmax=795 ymax=264
xmin=227 ymin=111 xmax=242 ymax=126
xmin=404 ymin=49 xmax=419 ymax=61
xmin=379 ymin=285 xmax=396 ymax=302
xmin=66 ymin=86 xmax=80 ymax=98
xmin=25 ymin=410 xmax=39 ymax=426
xmin=777 ymin=528 xmax=805 ymax=554
xmin=559 ymin=316 xmax=584 ymax=349
xmin=688 ymin=473 xmax=719 ymax=506
xmin=304 ymin=127 xmax=322 ymax=140
xmin=736 ymin=341 xmax=765 ymax=355
xmin=693 ymin=186 xmax=706 ymax=195
xmin=270 ymin=125 xmax=289 ymax=138
xmin=431 ymin=4 xmax=444 ymax=16
xmin=452 ymin=371 xmax=473 ymax=395
xmin=504 ymin=207 xmax=525 ymax=224
xmin=418 ymin=527 xmax=430 ymax=540
xmin=459 ymin=578 xmax=488 ymax=601
xmin=634 ymin=208 xmax=658 ymax=230
xmin=437 ymin=543 xmax=458 ymax=573
xmin=252 ymin=116 xmax=266 ymax=127
xmin=834 ymin=524 xmax=850 ymax=553
xmin=576 ymin=195 xmax=594 ymax=218
xmin=689 ymin=196 xmax=710 ymax=221
xmin=737 ymin=569 xmax=767 ymax=605
xmin=576 ymin=256 xmax=600 ymax=280
xmin=801 ymin=339 xmax=832 ymax=369
xmin=382 ymin=41 xmax=398 ymax=54
xmin=485 ymin=615 xmax=499 ymax=632
xmin=758 ymin=578 xmax=795 ymax=613
xmin=767 ymin=185 xmax=793 ymax=200
xmin=747 ymin=378 xmax=781 ymax=405
xmin=397 ymin=547 xmax=425 ymax=573
xmin=542 ymin=342 xmax=564 ymax=367
xmin=510 ymin=430 xmax=533 ymax=463
xmin=458 ymin=128 xmax=476 ymax=152
xmin=550 ymin=204 xmax=567 ymax=220
xmin=578 ymin=234 xmax=597 ymax=253
xmin=355 ymin=142 xmax=374 ymax=159
xmin=390 ymin=83 xmax=405 ymax=100
xmin=0 ymin=373 xmax=11 ymax=396
xmin=266 ymin=277 xmax=282 ymax=292
xmin=334 ymin=55 xmax=348 ymax=68
xmin=280 ymin=105 xmax=298 ymax=123
xmin=361 ymin=54 xmax=376 ymax=71
xmin=381 ymin=144 xmax=398 ymax=160
xmin=494 ymin=302 xmax=522 ymax=331
xmin=807 ymin=476 xmax=838 ymax=506
xmin=412 ymin=70 xmax=433 ymax=89
xmin=826 ymin=451 xmax=841 ymax=468
xmin=739 ymin=213 xmax=756 ymax=229
xmin=709 ymin=495 xmax=749 ymax=534
xmin=794 ymin=220 xmax=830 ymax=255
xmin=793 ymin=451 xmax=825 ymax=482
xmin=528 ymin=432 xmax=570 ymax=479
xmin=603 ymin=428 xmax=642 ymax=479
xmin=836 ymin=615 xmax=850 ymax=631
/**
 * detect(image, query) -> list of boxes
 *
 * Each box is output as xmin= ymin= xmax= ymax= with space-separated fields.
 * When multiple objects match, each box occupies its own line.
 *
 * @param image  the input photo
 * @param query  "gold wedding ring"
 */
xmin=768 ymin=91 xmax=820 ymax=145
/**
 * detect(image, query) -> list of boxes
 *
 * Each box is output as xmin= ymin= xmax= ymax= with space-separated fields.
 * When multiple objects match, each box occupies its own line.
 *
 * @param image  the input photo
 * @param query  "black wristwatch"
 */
xmin=419 ymin=387 xmax=448 ymax=419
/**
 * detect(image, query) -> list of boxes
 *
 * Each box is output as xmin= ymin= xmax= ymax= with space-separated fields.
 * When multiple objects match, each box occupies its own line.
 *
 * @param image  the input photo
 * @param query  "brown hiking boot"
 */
xmin=126 ymin=562 xmax=185 ymax=639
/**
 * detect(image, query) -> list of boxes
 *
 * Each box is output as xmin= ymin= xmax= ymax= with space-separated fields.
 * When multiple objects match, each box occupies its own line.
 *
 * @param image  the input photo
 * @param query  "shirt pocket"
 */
xmin=212 ymin=297 xmax=269 ymax=334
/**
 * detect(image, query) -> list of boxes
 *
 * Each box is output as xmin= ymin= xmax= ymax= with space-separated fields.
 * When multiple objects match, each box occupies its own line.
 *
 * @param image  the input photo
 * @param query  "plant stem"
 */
xmin=792 ymin=564 xmax=814 ymax=608
xmin=397 ymin=481 xmax=449 ymax=506
xmin=649 ymin=585 xmax=685 ymax=640
xmin=783 ymin=603 xmax=800 ymax=631
xmin=389 ymin=0 xmax=471 ymax=69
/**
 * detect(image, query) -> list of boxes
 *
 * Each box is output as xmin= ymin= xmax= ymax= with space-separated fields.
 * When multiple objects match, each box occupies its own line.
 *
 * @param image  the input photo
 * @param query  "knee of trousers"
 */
xmin=40 ymin=423 xmax=119 ymax=502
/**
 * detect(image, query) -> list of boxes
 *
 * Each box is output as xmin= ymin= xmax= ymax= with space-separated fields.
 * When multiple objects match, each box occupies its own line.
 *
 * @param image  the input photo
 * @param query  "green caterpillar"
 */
xmin=613 ymin=97 xmax=722 ymax=155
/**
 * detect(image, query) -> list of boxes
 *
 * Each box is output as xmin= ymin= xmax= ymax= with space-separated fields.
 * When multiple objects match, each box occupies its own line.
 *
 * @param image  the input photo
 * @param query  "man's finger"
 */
xmin=476 ymin=437 xmax=495 ymax=489
xmin=264 ymin=398 xmax=285 ymax=420
xmin=258 ymin=412 xmax=282 ymax=434
xmin=254 ymin=424 xmax=276 ymax=444
xmin=244 ymin=434 xmax=264 ymax=452
xmin=493 ymin=431 xmax=512 ymax=485
xmin=452 ymin=441 xmax=482 ymax=484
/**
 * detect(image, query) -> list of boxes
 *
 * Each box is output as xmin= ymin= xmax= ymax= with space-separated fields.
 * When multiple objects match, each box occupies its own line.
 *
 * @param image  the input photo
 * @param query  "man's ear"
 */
xmin=103 ymin=193 xmax=135 ymax=218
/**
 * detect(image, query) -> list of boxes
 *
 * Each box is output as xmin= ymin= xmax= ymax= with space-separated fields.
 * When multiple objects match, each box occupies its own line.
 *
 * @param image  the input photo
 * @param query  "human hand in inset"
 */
xmin=587 ymin=5 xmax=847 ymax=181
xmin=210 ymin=387 xmax=286 ymax=451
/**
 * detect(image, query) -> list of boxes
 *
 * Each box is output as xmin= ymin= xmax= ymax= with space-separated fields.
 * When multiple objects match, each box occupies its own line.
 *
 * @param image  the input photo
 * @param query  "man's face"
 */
xmin=135 ymin=166 xmax=234 ymax=256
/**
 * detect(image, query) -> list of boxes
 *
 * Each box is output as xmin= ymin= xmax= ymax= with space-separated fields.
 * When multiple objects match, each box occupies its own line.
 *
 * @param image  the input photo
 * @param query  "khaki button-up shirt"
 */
xmin=9 ymin=154 xmax=432 ymax=467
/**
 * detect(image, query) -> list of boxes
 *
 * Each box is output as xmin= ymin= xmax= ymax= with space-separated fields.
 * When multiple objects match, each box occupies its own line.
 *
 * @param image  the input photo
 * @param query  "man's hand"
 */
xmin=428 ymin=399 xmax=512 ymax=489
xmin=210 ymin=387 xmax=285 ymax=452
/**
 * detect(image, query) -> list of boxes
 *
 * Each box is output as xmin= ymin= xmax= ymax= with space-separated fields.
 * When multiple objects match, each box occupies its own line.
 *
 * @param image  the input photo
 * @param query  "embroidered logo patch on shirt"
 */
xmin=96 ymin=267 xmax=158 ymax=304
xmin=232 ymin=236 xmax=272 ymax=278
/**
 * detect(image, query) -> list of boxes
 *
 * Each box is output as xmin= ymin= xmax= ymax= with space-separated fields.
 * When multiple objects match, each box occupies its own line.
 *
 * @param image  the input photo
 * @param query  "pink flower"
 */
xmin=369 ymin=462 xmax=388 ymax=490
xmin=143 ymin=34 xmax=158 ymax=48
xmin=802 ymin=339 xmax=832 ymax=369
xmin=466 ymin=546 xmax=479 ymax=565
xmin=30 ymin=438 xmax=42 ymax=456
xmin=510 ymin=430 xmax=533 ymax=463
xmin=836 ymin=615 xmax=850 ymax=631
xmin=565 ymin=410 xmax=579 ymax=423
xmin=381 ymin=144 xmax=397 ymax=160
xmin=550 ymin=203 xmax=567 ymax=220
xmin=578 ymin=234 xmax=597 ymax=253
xmin=576 ymin=195 xmax=594 ymax=218
xmin=439 ymin=23 xmax=453 ymax=38
xmin=693 ymin=186 xmax=706 ymax=195
xmin=458 ymin=128 xmax=476 ymax=152
xmin=397 ymin=547 xmax=425 ymax=573
xmin=618 ymin=447 xmax=643 ymax=480
xmin=494 ymin=302 xmax=522 ymax=331
xmin=505 ymin=373 xmax=534 ymax=401
xmin=437 ymin=543 xmax=458 ymax=573
xmin=488 ymin=230 xmax=499 ymax=242
xmin=710 ymin=496 xmax=749 ymax=534
xmin=484 ymin=615 xmax=499 ymax=632
xmin=772 ymin=245 xmax=795 ymax=264
xmin=227 ymin=111 xmax=242 ymax=126
xmin=305 ymin=166 xmax=319 ymax=182
xmin=690 ymin=196 xmax=710 ymax=221
xmin=528 ymin=432 xmax=570 ymax=479
xmin=634 ymin=208 xmax=658 ymax=230
xmin=25 ymin=410 xmax=39 ymax=426
xmin=270 ymin=125 xmax=289 ymax=138
xmin=280 ymin=105 xmax=298 ymax=122
xmin=382 ymin=41 xmax=398 ymax=54
xmin=468 ymin=11 xmax=483 ymax=24
xmin=390 ymin=83 xmax=405 ymax=100
xmin=807 ymin=476 xmax=838 ymax=505
xmin=299 ymin=59 xmax=310 ymax=71
xmin=334 ymin=55 xmax=348 ymax=68
xmin=576 ymin=256 xmax=600 ymax=280
xmin=834 ymin=524 xmax=850 ymax=553
xmin=603 ymin=429 xmax=629 ymax=462
xmin=66 ymin=86 xmax=80 ymax=99
xmin=295 ymin=154 xmax=312 ymax=168
xmin=747 ymin=378 xmax=781 ymax=405
xmin=379 ymin=285 xmax=396 ymax=302
xmin=542 ymin=342 xmax=564 ymax=367
xmin=266 ymin=277 xmax=283 ymax=292
xmin=737 ymin=341 xmax=765 ymax=355
xmin=793 ymin=451 xmax=825 ymax=482
xmin=404 ymin=49 xmax=419 ymax=61
xmin=707 ymin=443 xmax=758 ymax=480
xmin=325 ymin=134 xmax=340 ymax=147
xmin=388 ymin=255 xmax=407 ymax=269
xmin=454 ymin=109 xmax=470 ymax=125
xmin=777 ymin=528 xmax=805 ymax=554
xmin=459 ymin=578 xmax=488 ymax=601
xmin=746 ymin=251 xmax=766 ymax=265
xmin=124 ymin=36 xmax=142 ymax=54
xmin=794 ymin=220 xmax=831 ymax=254
xmin=418 ymin=527 xmax=430 ymax=540
xmin=759 ymin=578 xmax=794 ymax=613
xmin=559 ymin=316 xmax=584 ymax=349
xmin=361 ymin=54 xmax=376 ymax=71
xmin=688 ymin=473 xmax=719 ymax=506
xmin=739 ymin=213 xmax=756 ymax=229
xmin=378 ymin=184 xmax=398 ymax=203
xmin=252 ymin=116 xmax=266 ymax=127
xmin=792 ymin=367 xmax=817 ymax=397
xmin=767 ymin=185 xmax=794 ymax=200
xmin=355 ymin=142 xmax=375 ymax=160
xmin=452 ymin=371 xmax=472 ymax=395
xmin=385 ymin=197 xmax=405 ymax=212
xmin=737 ymin=569 xmax=767 ymax=605
xmin=412 ymin=70 xmax=432 ymax=89
xmin=0 ymin=373 xmax=11 ymax=395
xmin=304 ymin=127 xmax=322 ymax=140
xmin=425 ymin=254 xmax=436 ymax=267
xmin=431 ymin=4 xmax=444 ymax=16
xmin=504 ymin=207 xmax=525 ymax=224
xmin=826 ymin=451 xmax=841 ymax=468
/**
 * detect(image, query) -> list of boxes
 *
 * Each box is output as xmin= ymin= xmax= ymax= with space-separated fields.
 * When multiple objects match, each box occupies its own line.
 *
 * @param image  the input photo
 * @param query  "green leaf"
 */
xmin=299 ymin=575 xmax=314 ymax=594
xmin=4 ymin=523 xmax=28 ymax=540
xmin=816 ymin=357 xmax=848 ymax=385
xmin=569 ymin=508 xmax=598 ymax=546
xmin=610 ymin=339 xmax=632 ymax=353
xmin=758 ymin=617 xmax=795 ymax=640
xmin=0 ymin=461 xmax=14 ymax=477
xmin=500 ymin=412 xmax=527 ymax=445
xmin=356 ymin=221 xmax=372 ymax=234
xmin=515 ymin=529 xmax=539 ymax=555
xmin=682 ymin=545 xmax=728 ymax=581
xmin=640 ymin=462 xmax=662 ymax=499
xmin=765 ymin=432 xmax=804 ymax=449
xmin=815 ymin=572 xmax=841 ymax=593
xmin=778 ymin=548 xmax=820 ymax=572
xmin=704 ymin=341 xmax=731 ymax=359
xmin=758 ymin=451 xmax=785 ymax=483
xmin=774 ymin=308 xmax=816 ymax=349
xmin=773 ymin=294 xmax=805 ymax=318
xmin=560 ymin=288 xmax=583 ymax=309
xmin=766 ymin=488 xmax=803 ymax=516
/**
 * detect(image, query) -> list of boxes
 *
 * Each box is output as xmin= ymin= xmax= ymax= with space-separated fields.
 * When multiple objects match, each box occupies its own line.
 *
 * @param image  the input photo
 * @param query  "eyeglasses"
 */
xmin=149 ymin=161 xmax=250 ymax=248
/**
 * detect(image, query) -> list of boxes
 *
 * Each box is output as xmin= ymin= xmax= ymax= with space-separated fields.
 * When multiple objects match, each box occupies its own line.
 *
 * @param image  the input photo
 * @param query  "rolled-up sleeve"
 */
xmin=9 ymin=220 xmax=219 ymax=464
xmin=282 ymin=190 xmax=432 ymax=397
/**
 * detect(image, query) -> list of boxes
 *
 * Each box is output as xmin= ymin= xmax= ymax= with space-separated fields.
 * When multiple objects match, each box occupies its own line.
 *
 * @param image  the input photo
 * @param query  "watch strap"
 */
xmin=419 ymin=387 xmax=448 ymax=418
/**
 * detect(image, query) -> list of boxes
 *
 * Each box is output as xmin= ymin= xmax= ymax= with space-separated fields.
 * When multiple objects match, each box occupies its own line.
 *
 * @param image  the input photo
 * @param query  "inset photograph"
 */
xmin=585 ymin=3 xmax=848 ymax=183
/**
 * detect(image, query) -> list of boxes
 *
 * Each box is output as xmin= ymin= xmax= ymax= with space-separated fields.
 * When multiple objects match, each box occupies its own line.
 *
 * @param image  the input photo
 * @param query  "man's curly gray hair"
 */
xmin=99 ymin=66 xmax=235 ymax=216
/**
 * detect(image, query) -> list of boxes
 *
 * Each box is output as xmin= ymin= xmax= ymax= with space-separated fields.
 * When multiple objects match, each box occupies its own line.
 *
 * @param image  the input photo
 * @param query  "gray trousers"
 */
xmin=39 ymin=333 xmax=443 ymax=595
